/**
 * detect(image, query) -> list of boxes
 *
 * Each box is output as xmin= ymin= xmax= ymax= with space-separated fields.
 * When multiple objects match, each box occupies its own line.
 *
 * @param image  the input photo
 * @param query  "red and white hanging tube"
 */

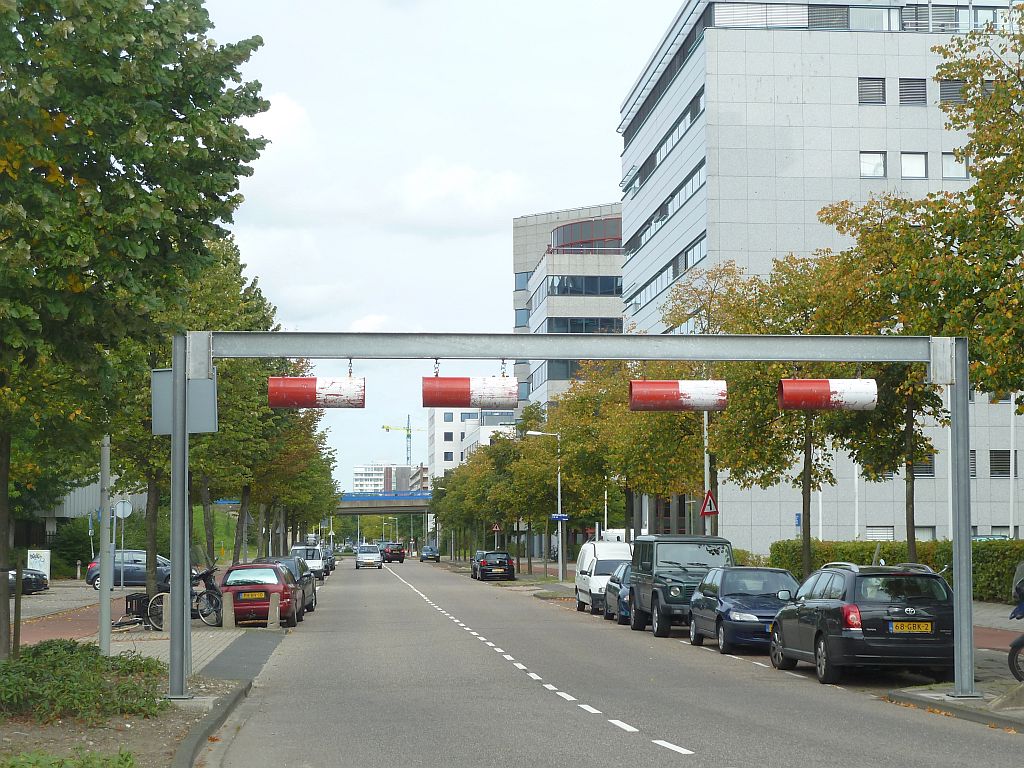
xmin=777 ymin=379 xmax=877 ymax=411
xmin=422 ymin=377 xmax=518 ymax=409
xmin=629 ymin=380 xmax=728 ymax=412
xmin=268 ymin=377 xmax=366 ymax=408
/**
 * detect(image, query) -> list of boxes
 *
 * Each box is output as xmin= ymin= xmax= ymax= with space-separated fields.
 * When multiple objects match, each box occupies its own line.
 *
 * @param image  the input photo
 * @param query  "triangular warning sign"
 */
xmin=700 ymin=490 xmax=719 ymax=517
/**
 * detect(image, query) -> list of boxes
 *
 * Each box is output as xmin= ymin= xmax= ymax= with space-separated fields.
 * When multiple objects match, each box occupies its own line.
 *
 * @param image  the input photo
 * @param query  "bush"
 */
xmin=0 ymin=751 xmax=134 ymax=767
xmin=733 ymin=548 xmax=769 ymax=567
xmin=767 ymin=539 xmax=1024 ymax=602
xmin=0 ymin=640 xmax=168 ymax=724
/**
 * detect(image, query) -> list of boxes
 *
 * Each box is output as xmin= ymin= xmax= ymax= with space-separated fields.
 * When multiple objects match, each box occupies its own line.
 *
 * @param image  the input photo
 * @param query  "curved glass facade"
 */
xmin=549 ymin=217 xmax=622 ymax=254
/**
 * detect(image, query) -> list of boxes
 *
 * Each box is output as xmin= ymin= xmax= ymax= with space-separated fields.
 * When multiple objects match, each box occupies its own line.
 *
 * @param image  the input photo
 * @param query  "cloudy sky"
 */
xmin=203 ymin=0 xmax=681 ymax=488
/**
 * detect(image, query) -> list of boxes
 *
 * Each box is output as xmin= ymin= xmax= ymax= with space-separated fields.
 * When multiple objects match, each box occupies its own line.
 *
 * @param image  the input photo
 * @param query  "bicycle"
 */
xmin=111 ymin=592 xmax=151 ymax=632
xmin=147 ymin=567 xmax=222 ymax=631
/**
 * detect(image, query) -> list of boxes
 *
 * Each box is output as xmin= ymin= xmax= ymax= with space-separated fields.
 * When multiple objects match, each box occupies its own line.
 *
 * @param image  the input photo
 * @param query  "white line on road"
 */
xmin=503 ymin=654 xmax=515 ymax=660
xmin=751 ymin=661 xmax=769 ymax=668
xmin=486 ymin=642 xmax=495 ymax=647
xmin=543 ymin=683 xmax=557 ymax=690
xmin=578 ymin=705 xmax=602 ymax=714
xmin=652 ymin=740 xmax=694 ymax=755
xmin=470 ymin=631 xmax=478 ymax=635
xmin=513 ymin=662 xmax=527 ymax=670
xmin=556 ymin=691 xmax=577 ymax=702
xmin=728 ymin=654 xmax=743 ymax=660
xmin=608 ymin=720 xmax=639 ymax=733
xmin=494 ymin=648 xmax=504 ymax=653
xmin=785 ymin=671 xmax=803 ymax=679
xmin=527 ymin=673 xmax=542 ymax=680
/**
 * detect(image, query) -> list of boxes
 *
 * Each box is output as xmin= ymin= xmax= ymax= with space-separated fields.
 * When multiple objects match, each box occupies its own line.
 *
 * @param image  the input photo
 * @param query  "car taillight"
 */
xmin=842 ymin=604 xmax=862 ymax=629
xmin=480 ymin=560 xmax=488 ymax=566
xmin=88 ymin=561 xmax=98 ymax=570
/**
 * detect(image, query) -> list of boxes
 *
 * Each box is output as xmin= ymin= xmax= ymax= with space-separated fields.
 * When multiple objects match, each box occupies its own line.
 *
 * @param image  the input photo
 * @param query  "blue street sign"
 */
xmin=550 ymin=514 xmax=569 ymax=521
xmin=795 ymin=513 xmax=801 ymax=527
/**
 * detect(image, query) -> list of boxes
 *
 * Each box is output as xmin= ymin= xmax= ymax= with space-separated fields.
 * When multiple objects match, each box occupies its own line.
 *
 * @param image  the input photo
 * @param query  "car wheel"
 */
xmin=814 ymin=633 xmax=841 ymax=684
xmin=616 ymin=596 xmax=630 ymax=626
xmin=652 ymin=597 xmax=670 ymax=637
xmin=603 ymin=596 xmax=614 ymax=621
xmin=590 ymin=597 xmax=602 ymax=615
xmin=717 ymin=621 xmax=733 ymax=654
xmin=284 ymin=603 xmax=298 ymax=628
xmin=297 ymin=602 xmax=305 ymax=622
xmin=307 ymin=590 xmax=317 ymax=612
xmin=689 ymin=620 xmax=704 ymax=646
xmin=575 ymin=591 xmax=586 ymax=612
xmin=770 ymin=625 xmax=797 ymax=670
xmin=628 ymin=592 xmax=647 ymax=631
xmin=92 ymin=577 xmax=100 ymax=591
xmin=377 ymin=564 xmax=382 ymax=569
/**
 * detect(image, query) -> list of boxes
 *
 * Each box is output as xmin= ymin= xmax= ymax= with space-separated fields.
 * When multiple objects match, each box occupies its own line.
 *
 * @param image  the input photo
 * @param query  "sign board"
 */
xmin=550 ymin=513 xmax=569 ymax=522
xmin=491 ymin=523 xmax=501 ymax=532
xmin=795 ymin=513 xmax=801 ymax=528
xmin=151 ymin=367 xmax=219 ymax=435
xmin=699 ymin=490 xmax=719 ymax=517
xmin=27 ymin=549 xmax=50 ymax=580
xmin=113 ymin=500 xmax=133 ymax=519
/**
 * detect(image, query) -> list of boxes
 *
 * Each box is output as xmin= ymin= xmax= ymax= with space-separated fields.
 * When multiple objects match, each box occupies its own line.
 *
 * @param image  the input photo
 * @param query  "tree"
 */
xmin=0 ymin=0 xmax=268 ymax=654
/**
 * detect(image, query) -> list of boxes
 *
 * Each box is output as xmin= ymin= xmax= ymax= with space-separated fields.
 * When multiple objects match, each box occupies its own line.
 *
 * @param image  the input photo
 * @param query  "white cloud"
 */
xmin=347 ymin=314 xmax=393 ymax=333
xmin=242 ymin=91 xmax=309 ymax=148
xmin=395 ymin=157 xmax=530 ymax=224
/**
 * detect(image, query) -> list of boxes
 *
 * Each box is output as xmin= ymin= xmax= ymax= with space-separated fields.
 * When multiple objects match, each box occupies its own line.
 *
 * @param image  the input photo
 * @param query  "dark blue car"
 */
xmin=689 ymin=566 xmax=799 ymax=653
xmin=603 ymin=562 xmax=632 ymax=625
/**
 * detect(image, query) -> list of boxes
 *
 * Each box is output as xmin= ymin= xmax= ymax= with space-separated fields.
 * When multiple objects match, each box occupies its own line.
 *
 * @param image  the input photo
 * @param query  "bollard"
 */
xmin=268 ymin=592 xmax=280 ymax=628
xmin=76 ymin=560 xmax=81 ymax=580
xmin=222 ymin=592 xmax=236 ymax=629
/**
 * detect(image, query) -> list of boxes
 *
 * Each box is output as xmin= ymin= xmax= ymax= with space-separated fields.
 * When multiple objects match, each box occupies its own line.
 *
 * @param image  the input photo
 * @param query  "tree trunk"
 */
xmin=201 ymin=477 xmax=215 ymax=566
xmin=256 ymin=503 xmax=267 ymax=559
xmin=527 ymin=519 xmax=533 ymax=575
xmin=801 ymin=416 xmax=814 ymax=579
xmin=633 ymin=493 xmax=643 ymax=540
xmin=278 ymin=507 xmax=287 ymax=555
xmin=233 ymin=485 xmax=251 ymax=565
xmin=0 ymin=430 xmax=13 ymax=660
xmin=904 ymin=394 xmax=917 ymax=563
xmin=145 ymin=475 xmax=160 ymax=598
xmin=623 ymin=490 xmax=632 ymax=543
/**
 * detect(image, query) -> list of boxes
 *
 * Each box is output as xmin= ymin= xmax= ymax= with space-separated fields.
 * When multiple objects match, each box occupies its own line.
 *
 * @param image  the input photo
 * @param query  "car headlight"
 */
xmin=729 ymin=611 xmax=759 ymax=622
xmin=668 ymin=586 xmax=681 ymax=597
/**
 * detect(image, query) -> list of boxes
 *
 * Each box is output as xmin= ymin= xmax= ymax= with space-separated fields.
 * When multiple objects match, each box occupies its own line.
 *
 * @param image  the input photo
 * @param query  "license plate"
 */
xmin=765 ymin=623 xmax=772 ymax=633
xmin=239 ymin=591 xmax=266 ymax=600
xmin=493 ymin=568 xmax=505 ymax=572
xmin=891 ymin=621 xmax=932 ymax=633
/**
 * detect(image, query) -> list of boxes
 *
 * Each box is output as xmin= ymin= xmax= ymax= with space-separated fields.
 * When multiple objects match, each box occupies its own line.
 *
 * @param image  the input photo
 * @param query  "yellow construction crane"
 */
xmin=382 ymin=415 xmax=425 ymax=465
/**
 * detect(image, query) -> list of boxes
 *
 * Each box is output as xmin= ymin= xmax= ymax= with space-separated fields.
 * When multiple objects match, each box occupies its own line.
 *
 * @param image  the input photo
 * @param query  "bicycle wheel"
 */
xmin=147 ymin=592 xmax=167 ymax=631
xmin=196 ymin=591 xmax=222 ymax=627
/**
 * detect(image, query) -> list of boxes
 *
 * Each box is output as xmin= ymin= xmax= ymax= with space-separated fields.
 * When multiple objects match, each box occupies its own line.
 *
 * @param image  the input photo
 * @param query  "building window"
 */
xmin=942 ymin=153 xmax=968 ymax=179
xmin=914 ymin=526 xmax=937 ymax=542
xmin=940 ymin=80 xmax=966 ymax=105
xmin=514 ymin=271 xmax=532 ymax=291
xmin=858 ymin=77 xmax=886 ymax=105
xmin=514 ymin=308 xmax=530 ymax=328
xmin=623 ymin=159 xmax=706 ymax=257
xmin=912 ymin=454 xmax=935 ymax=478
xmin=546 ymin=317 xmax=623 ymax=334
xmin=901 ymin=152 xmax=928 ymax=179
xmin=849 ymin=6 xmax=900 ymax=31
xmin=989 ymin=392 xmax=1012 ymax=404
xmin=443 ymin=432 xmax=453 ymax=442
xmin=623 ymin=88 xmax=705 ymax=197
xmin=899 ymin=78 xmax=927 ymax=105
xmin=460 ymin=412 xmax=477 ymax=422
xmin=990 ymin=450 xmax=1018 ymax=478
xmin=531 ymin=275 xmax=623 ymax=311
xmin=865 ymin=526 xmax=895 ymax=541
xmin=549 ymin=218 xmax=622 ymax=254
xmin=860 ymin=152 xmax=886 ymax=178
xmin=518 ymin=381 xmax=530 ymax=400
xmin=443 ymin=412 xmax=453 ymax=423
xmin=460 ymin=432 xmax=465 ymax=440
xmin=625 ymin=232 xmax=708 ymax=312
xmin=970 ymin=450 xmax=977 ymax=478
xmin=809 ymin=4 xmax=850 ymax=29
xmin=443 ymin=451 xmax=454 ymax=462
xmin=459 ymin=451 xmax=464 ymax=461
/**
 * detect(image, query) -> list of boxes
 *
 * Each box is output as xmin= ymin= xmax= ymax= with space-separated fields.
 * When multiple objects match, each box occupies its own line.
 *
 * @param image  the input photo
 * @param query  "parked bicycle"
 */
xmin=147 ymin=566 xmax=222 ymax=631
xmin=1008 ymin=562 xmax=1024 ymax=682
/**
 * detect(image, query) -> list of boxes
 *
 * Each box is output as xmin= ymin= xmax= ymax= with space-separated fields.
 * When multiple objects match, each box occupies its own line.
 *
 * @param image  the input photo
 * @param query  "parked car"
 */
xmin=254 ymin=556 xmax=317 ymax=613
xmin=383 ymin=543 xmax=406 ymax=563
xmin=420 ymin=545 xmax=440 ymax=563
xmin=355 ymin=544 xmax=383 ymax=569
xmin=290 ymin=545 xmax=326 ymax=580
xmin=470 ymin=550 xmax=486 ymax=579
xmin=603 ymin=562 xmax=632 ymax=625
xmin=323 ymin=548 xmax=336 ymax=572
xmin=575 ymin=540 xmax=633 ymax=615
xmin=689 ymin=566 xmax=799 ymax=653
xmin=476 ymin=551 xmax=515 ymax=581
xmin=769 ymin=562 xmax=955 ymax=683
xmin=8 ymin=568 xmax=49 ymax=595
xmin=86 ymin=550 xmax=172 ymax=590
xmin=629 ymin=535 xmax=734 ymax=637
xmin=220 ymin=562 xmax=302 ymax=628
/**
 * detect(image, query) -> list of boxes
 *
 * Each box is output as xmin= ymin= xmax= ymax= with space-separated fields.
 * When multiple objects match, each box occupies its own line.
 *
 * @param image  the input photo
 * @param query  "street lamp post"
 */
xmin=526 ymin=430 xmax=565 ymax=582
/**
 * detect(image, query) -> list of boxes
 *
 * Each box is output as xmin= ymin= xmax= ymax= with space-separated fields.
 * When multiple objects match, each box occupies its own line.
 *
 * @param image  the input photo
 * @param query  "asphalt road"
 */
xmin=200 ymin=561 xmax=1018 ymax=768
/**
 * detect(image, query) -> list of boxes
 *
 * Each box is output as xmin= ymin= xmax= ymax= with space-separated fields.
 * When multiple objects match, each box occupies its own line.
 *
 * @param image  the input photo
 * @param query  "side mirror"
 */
xmin=579 ymin=570 xmax=589 ymax=576
xmin=777 ymin=589 xmax=793 ymax=601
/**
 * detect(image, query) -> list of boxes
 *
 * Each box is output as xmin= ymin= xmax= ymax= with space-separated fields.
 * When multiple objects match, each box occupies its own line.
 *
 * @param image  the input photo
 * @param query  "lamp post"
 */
xmin=526 ymin=430 xmax=564 ymax=582
xmin=388 ymin=516 xmax=398 ymax=544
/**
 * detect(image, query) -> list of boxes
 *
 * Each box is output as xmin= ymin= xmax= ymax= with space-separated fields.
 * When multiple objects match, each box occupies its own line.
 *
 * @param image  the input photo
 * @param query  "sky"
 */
xmin=202 ymin=0 xmax=682 ymax=489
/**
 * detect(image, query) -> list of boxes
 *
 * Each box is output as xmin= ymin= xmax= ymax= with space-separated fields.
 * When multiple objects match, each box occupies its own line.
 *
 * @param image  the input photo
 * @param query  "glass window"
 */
xmin=518 ymin=381 xmax=530 ymax=400
xmin=443 ymin=431 xmax=453 ymax=441
xmin=856 ymin=575 xmax=951 ymax=602
xmin=901 ymin=152 xmax=928 ymax=179
xmin=721 ymin=569 xmax=799 ymax=596
xmin=795 ymin=574 xmax=820 ymax=600
xmin=808 ymin=573 xmax=835 ymax=599
xmin=850 ymin=6 xmax=894 ymax=30
xmin=224 ymin=568 xmax=280 ymax=586
xmin=514 ymin=308 xmax=529 ymax=328
xmin=942 ymin=153 xmax=968 ymax=179
xmin=593 ymin=559 xmax=628 ymax=576
xmin=443 ymin=412 xmax=454 ymax=422
xmin=514 ymin=271 xmax=531 ymax=291
xmin=858 ymin=77 xmax=886 ymax=105
xmin=443 ymin=451 xmax=454 ymax=462
xmin=860 ymin=152 xmax=886 ymax=178
xmin=824 ymin=576 xmax=846 ymax=600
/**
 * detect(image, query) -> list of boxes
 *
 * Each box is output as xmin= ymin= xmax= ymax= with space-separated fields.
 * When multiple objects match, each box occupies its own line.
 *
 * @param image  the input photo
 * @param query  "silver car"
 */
xmin=355 ymin=544 xmax=383 ymax=569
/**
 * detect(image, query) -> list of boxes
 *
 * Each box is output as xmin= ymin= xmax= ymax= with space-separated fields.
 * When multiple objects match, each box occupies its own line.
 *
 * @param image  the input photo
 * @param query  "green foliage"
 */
xmin=767 ymin=539 xmax=1024 ymax=602
xmin=0 ymin=751 xmax=134 ymax=768
xmin=0 ymin=640 xmax=167 ymax=723
xmin=733 ymin=548 xmax=769 ymax=567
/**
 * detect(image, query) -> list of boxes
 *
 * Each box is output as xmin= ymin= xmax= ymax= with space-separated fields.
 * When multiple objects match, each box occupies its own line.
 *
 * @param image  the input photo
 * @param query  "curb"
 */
xmin=886 ymin=690 xmax=1023 ymax=732
xmin=172 ymin=679 xmax=253 ymax=768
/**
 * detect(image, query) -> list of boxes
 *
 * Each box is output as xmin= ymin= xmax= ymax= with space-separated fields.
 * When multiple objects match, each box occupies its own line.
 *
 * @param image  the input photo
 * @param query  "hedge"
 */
xmin=767 ymin=539 xmax=1024 ymax=603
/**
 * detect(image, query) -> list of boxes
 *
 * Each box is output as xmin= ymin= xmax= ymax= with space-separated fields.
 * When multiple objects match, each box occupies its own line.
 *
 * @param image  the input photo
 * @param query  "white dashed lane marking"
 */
xmin=653 ymin=740 xmax=694 ymax=755
xmin=752 ymin=661 xmax=769 ymax=668
xmin=503 ymin=654 xmax=515 ymax=660
xmin=556 ymin=691 xmax=577 ymax=702
xmin=527 ymin=673 xmax=542 ymax=680
xmin=513 ymin=662 xmax=527 ymax=670
xmin=578 ymin=704 xmax=602 ymax=714
xmin=609 ymin=720 xmax=639 ymax=733
xmin=543 ymin=683 xmax=558 ymax=691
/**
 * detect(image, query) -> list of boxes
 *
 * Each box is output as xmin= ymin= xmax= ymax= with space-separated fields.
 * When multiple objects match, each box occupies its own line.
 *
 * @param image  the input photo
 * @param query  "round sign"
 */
xmin=113 ymin=500 xmax=133 ymax=519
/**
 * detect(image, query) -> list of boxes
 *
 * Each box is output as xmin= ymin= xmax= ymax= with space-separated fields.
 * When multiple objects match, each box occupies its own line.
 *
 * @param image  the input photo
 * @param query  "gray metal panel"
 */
xmin=151 ymin=368 xmax=218 ymax=434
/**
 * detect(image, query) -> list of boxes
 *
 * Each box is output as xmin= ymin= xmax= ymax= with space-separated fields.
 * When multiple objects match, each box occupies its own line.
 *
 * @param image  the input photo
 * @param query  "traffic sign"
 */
xmin=491 ymin=523 xmax=501 ymax=532
xmin=550 ymin=514 xmax=569 ymax=522
xmin=113 ymin=500 xmax=133 ymax=519
xmin=699 ymin=491 xmax=719 ymax=517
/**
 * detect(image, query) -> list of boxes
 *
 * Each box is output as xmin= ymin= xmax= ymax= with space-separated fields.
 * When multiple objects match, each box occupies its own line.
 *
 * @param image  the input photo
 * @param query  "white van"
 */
xmin=575 ymin=540 xmax=633 ymax=614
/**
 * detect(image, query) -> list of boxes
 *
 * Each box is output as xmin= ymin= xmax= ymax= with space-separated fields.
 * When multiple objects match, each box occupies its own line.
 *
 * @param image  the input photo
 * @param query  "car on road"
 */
xmin=355 ymin=544 xmax=383 ymax=569
xmin=689 ymin=566 xmax=799 ymax=653
xmin=86 ymin=550 xmax=172 ymax=591
xmin=769 ymin=562 xmax=955 ymax=683
xmin=420 ymin=545 xmax=440 ymax=563
xmin=290 ymin=545 xmax=327 ymax=581
xmin=254 ymin=556 xmax=317 ymax=613
xmin=383 ymin=543 xmax=406 ymax=563
xmin=476 ymin=551 xmax=515 ymax=581
xmin=323 ymin=548 xmax=336 ymax=572
xmin=628 ymin=535 xmax=734 ymax=637
xmin=575 ymin=540 xmax=632 ymax=615
xmin=220 ymin=562 xmax=302 ymax=628
xmin=603 ymin=562 xmax=632 ymax=625
xmin=470 ymin=550 xmax=487 ymax=579
xmin=8 ymin=568 xmax=49 ymax=595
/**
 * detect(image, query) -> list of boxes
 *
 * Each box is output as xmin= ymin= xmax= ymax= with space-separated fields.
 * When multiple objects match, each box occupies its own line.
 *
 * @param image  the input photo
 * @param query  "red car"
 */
xmin=383 ymin=543 xmax=406 ymax=564
xmin=220 ymin=563 xmax=303 ymax=628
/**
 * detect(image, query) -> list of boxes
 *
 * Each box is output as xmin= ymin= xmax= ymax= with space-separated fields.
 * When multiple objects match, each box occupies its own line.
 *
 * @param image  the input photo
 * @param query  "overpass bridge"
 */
xmin=335 ymin=491 xmax=431 ymax=516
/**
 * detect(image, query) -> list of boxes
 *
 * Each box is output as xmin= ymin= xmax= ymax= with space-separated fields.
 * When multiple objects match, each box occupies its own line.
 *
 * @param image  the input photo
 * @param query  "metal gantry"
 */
xmin=168 ymin=332 xmax=976 ymax=698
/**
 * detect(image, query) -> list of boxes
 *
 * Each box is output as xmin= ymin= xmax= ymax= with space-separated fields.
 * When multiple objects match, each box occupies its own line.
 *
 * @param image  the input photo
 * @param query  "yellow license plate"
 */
xmin=240 ymin=591 xmax=266 ymax=600
xmin=892 ymin=621 xmax=932 ymax=633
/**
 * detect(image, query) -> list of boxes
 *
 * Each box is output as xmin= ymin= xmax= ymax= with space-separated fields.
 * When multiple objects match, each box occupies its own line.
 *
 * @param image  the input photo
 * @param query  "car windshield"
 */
xmin=269 ymin=560 xmax=298 ymax=578
xmin=292 ymin=548 xmax=321 ymax=560
xmin=722 ymin=570 xmax=798 ymax=596
xmin=484 ymin=553 xmax=510 ymax=561
xmin=856 ymin=575 xmax=951 ymax=602
xmin=224 ymin=568 xmax=280 ymax=586
xmin=358 ymin=546 xmax=378 ymax=554
xmin=593 ymin=559 xmax=627 ymax=576
xmin=655 ymin=542 xmax=731 ymax=569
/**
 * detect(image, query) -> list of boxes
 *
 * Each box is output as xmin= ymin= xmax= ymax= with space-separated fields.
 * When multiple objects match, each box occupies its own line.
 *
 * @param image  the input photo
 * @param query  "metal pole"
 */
xmin=603 ymin=477 xmax=608 ymax=532
xmin=947 ymin=387 xmax=955 ymax=539
xmin=119 ymin=507 xmax=125 ymax=588
xmin=1010 ymin=392 xmax=1017 ymax=538
xmin=557 ymin=434 xmax=565 ymax=582
xmin=169 ymin=334 xmax=190 ymax=699
xmin=853 ymin=461 xmax=860 ymax=539
xmin=98 ymin=436 xmax=111 ymax=656
xmin=703 ymin=411 xmax=710 ymax=536
xmin=949 ymin=337 xmax=977 ymax=697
